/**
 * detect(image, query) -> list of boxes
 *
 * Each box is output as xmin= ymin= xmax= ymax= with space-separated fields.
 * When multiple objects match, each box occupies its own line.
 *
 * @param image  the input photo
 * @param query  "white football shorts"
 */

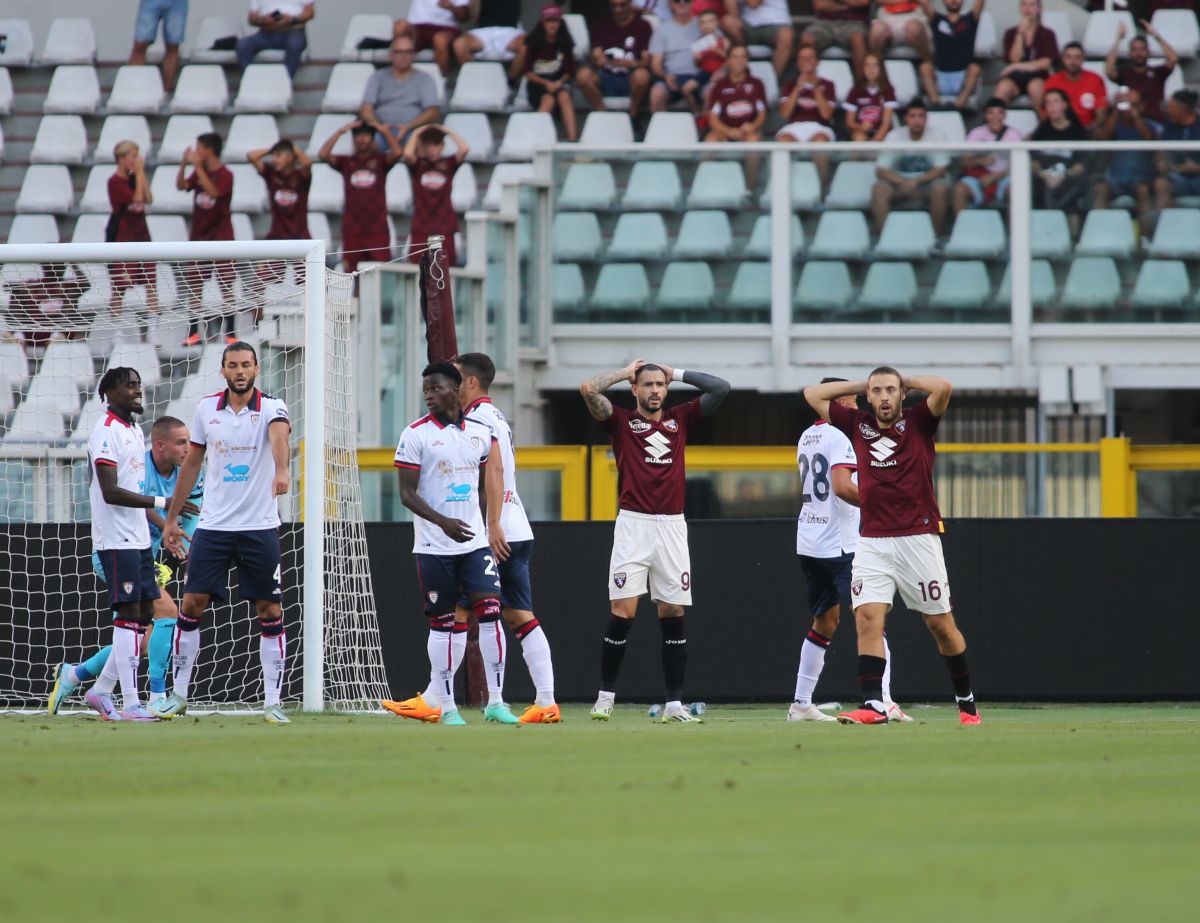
xmin=608 ymin=510 xmax=692 ymax=605
xmin=850 ymin=533 xmax=952 ymax=616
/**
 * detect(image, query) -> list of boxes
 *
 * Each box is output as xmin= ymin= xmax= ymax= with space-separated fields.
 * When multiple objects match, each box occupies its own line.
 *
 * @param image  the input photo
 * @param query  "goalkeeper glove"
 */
xmin=154 ymin=561 xmax=174 ymax=588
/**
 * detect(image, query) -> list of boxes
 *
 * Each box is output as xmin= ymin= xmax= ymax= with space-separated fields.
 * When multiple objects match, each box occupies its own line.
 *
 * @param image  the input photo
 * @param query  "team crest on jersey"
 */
xmin=895 ymin=420 xmax=906 ymax=433
xmin=628 ymin=420 xmax=651 ymax=433
xmin=859 ymin=422 xmax=880 ymax=439
xmin=251 ymin=414 xmax=260 ymax=426
xmin=427 ymin=590 xmax=439 ymax=604
xmin=208 ymin=417 xmax=220 ymax=425
xmin=470 ymin=435 xmax=483 ymax=449
xmin=123 ymin=581 xmax=133 ymax=594
xmin=663 ymin=419 xmax=678 ymax=432
xmin=613 ymin=572 xmax=626 ymax=589
xmin=852 ymin=578 xmax=863 ymax=597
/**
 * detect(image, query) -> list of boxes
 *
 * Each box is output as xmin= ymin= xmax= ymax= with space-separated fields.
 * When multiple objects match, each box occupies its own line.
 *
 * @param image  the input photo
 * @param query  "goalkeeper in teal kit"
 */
xmin=48 ymin=417 xmax=202 ymax=715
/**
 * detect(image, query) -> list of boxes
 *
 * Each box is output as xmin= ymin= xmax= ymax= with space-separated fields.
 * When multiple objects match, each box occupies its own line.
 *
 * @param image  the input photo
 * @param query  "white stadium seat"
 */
xmin=94 ymin=116 xmax=152 ymax=163
xmin=748 ymin=61 xmax=779 ymax=104
xmin=483 ymin=163 xmax=534 ymax=210
xmin=579 ymin=112 xmax=635 ymax=147
xmin=0 ymin=19 xmax=35 ymax=66
xmin=444 ymin=113 xmax=493 ymax=162
xmin=497 ymin=112 xmax=557 ymax=160
xmin=16 ymin=165 xmax=74 ymax=212
xmin=224 ymin=114 xmax=280 ymax=162
xmin=232 ymin=63 xmax=292 ymax=113
xmin=308 ymin=211 xmax=333 ymax=253
xmin=232 ymin=213 xmax=255 ymax=241
xmin=557 ymin=163 xmax=617 ymax=210
xmin=229 ymin=164 xmax=269 ymax=213
xmin=170 ymin=65 xmax=229 ymax=113
xmin=450 ymin=63 xmax=509 ymax=111
xmin=107 ymin=65 xmax=166 ymax=114
xmin=40 ymin=18 xmax=95 ymax=65
xmin=43 ymin=65 xmax=100 ymax=114
xmin=643 ymin=112 xmax=698 ymax=147
xmin=1150 ymin=10 xmax=1199 ymax=58
xmin=78 ymin=165 xmax=114 ymax=213
xmin=5 ymin=213 xmax=60 ymax=245
xmin=885 ymin=60 xmax=919 ymax=105
xmin=563 ymin=14 xmax=590 ymax=60
xmin=975 ymin=12 xmax=999 ymax=58
xmin=307 ymin=163 xmax=345 ymax=212
xmin=1083 ymin=11 xmax=1136 ymax=58
xmin=0 ymin=67 xmax=12 ymax=115
xmin=189 ymin=17 xmax=242 ymax=64
xmin=71 ymin=213 xmax=108 ymax=243
xmin=1041 ymin=11 xmax=1073 ymax=52
xmin=323 ymin=63 xmax=375 ymax=112
xmin=158 ymin=115 xmax=215 ymax=162
xmin=0 ymin=341 xmax=31 ymax=389
xmin=816 ymin=60 xmax=853 ymax=101
xmin=29 ymin=115 xmax=88 ymax=164
xmin=452 ymin=164 xmax=478 ymax=212
xmin=3 ymin=406 xmax=65 ymax=444
xmin=306 ymin=113 xmax=354 ymax=157
xmin=41 ymin=339 xmax=95 ymax=389
xmin=148 ymin=165 xmax=194 ymax=213
xmin=414 ymin=63 xmax=448 ymax=108
xmin=927 ymin=110 xmax=966 ymax=143
xmin=105 ymin=342 xmax=161 ymax=388
xmin=147 ymin=214 xmax=188 ymax=242
xmin=339 ymin=14 xmax=394 ymax=62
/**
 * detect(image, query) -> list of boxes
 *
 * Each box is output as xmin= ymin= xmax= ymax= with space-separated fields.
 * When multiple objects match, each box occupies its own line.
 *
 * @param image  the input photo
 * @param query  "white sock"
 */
xmin=793 ymin=630 xmax=830 ymax=707
xmin=172 ymin=626 xmax=201 ymax=699
xmin=67 ymin=665 xmax=84 ymax=687
xmin=478 ymin=618 xmax=506 ymax=706
xmin=666 ymin=699 xmax=684 ymax=711
xmin=92 ymin=632 xmax=121 ymax=695
xmin=444 ymin=631 xmax=466 ymax=711
xmin=596 ymin=689 xmax=615 ymax=705
xmin=260 ymin=632 xmax=285 ymax=707
xmin=424 ymin=627 xmax=450 ymax=708
xmin=881 ymin=635 xmax=894 ymax=704
xmin=113 ymin=625 xmax=140 ymax=709
xmin=518 ymin=621 xmax=556 ymax=707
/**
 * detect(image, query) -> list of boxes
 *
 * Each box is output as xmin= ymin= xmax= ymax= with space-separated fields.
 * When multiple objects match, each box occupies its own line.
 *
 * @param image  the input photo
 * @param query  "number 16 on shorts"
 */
xmin=851 ymin=534 xmax=952 ymax=616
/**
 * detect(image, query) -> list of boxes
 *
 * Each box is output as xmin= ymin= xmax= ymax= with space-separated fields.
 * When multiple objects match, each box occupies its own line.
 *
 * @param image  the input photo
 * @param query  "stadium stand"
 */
xmin=40 ymin=18 xmax=96 ymax=66
xmin=94 ymin=116 xmax=153 ymax=162
xmin=106 ymin=65 xmax=168 ymax=114
xmin=43 ymin=66 xmax=101 ymax=115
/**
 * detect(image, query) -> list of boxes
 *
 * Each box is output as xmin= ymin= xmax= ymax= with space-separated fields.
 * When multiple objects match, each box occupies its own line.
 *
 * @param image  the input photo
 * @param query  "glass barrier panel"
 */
xmin=1135 ymin=471 xmax=1200 ymax=517
xmin=681 ymin=470 xmax=802 ymax=519
xmin=936 ymin=451 xmax=1100 ymax=517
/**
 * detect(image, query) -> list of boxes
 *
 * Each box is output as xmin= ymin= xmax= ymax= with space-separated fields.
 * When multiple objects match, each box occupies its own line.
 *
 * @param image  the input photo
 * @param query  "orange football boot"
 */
xmin=837 ymin=707 xmax=889 ymax=725
xmin=519 ymin=703 xmax=562 ymax=724
xmin=381 ymin=693 xmax=442 ymax=722
xmin=959 ymin=711 xmax=982 ymax=726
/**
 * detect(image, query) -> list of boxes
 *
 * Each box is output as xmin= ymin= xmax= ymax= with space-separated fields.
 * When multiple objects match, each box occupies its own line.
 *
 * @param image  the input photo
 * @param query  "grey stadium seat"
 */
xmin=553 ymin=213 xmax=603 ymax=262
xmin=656 ymin=262 xmax=716 ymax=311
xmin=608 ymin=213 xmax=669 ymax=261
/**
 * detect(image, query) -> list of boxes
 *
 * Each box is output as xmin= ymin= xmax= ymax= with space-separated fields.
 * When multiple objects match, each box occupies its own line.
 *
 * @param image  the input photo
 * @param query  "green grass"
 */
xmin=3 ymin=704 xmax=1198 ymax=923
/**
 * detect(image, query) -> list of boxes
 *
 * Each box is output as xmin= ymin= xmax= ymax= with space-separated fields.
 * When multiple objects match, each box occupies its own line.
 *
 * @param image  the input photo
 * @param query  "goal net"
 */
xmin=0 ymin=240 xmax=389 ymax=713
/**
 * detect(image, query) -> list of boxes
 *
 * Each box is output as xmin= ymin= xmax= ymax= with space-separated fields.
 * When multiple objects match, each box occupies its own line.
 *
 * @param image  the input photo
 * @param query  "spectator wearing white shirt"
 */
xmin=872 ymin=100 xmax=950 ymax=235
xmin=453 ymin=0 xmax=527 ymax=68
xmin=395 ymin=0 xmax=473 ymax=76
xmin=721 ymin=0 xmax=795 ymax=78
xmin=236 ymin=1 xmax=315 ymax=78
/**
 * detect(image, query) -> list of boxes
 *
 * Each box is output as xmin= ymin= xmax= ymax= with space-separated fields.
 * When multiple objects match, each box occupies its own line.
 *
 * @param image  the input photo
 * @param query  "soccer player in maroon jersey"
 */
xmin=107 ymin=140 xmax=157 ymax=324
xmin=402 ymin=123 xmax=469 ymax=267
xmin=247 ymin=139 xmax=312 ymax=314
xmin=176 ymin=132 xmax=236 ymax=345
xmin=319 ymin=119 xmax=403 ymax=275
xmin=804 ymin=368 xmax=981 ymax=725
xmin=581 ymin=359 xmax=729 ymax=723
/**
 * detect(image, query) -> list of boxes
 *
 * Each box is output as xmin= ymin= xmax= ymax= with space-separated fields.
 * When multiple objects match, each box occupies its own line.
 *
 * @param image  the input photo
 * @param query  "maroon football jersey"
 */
xmin=332 ymin=153 xmax=389 ymax=238
xmin=408 ymin=156 xmax=461 ymax=236
xmin=261 ymin=164 xmax=311 ymax=240
xmin=828 ymin=398 xmax=942 ymax=538
xmin=779 ymin=77 xmax=838 ymax=126
xmin=601 ymin=400 xmax=704 ymax=516
xmin=710 ymin=75 xmax=767 ymax=129
xmin=186 ymin=166 xmax=234 ymax=241
xmin=107 ymin=173 xmax=149 ymax=243
xmin=843 ymin=84 xmax=896 ymax=132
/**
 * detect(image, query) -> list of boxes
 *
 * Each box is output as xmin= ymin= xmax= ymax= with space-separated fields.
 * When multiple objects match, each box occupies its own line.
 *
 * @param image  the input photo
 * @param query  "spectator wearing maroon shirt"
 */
xmin=801 ymin=1 xmax=869 ymax=80
xmin=108 ymin=140 xmax=157 ymax=323
xmin=403 ymin=124 xmax=469 ymax=267
xmin=919 ymin=0 xmax=983 ymax=111
xmin=778 ymin=46 xmax=837 ymax=188
xmin=1104 ymin=19 xmax=1178 ymax=125
xmin=705 ymin=45 xmax=766 ymax=142
xmin=576 ymin=0 xmax=654 ymax=117
xmin=320 ymin=119 xmax=404 ymax=275
xmin=843 ymin=52 xmax=895 ymax=142
xmin=869 ymin=1 xmax=932 ymax=64
xmin=247 ymin=139 xmax=312 ymax=304
xmin=520 ymin=5 xmax=578 ymax=141
xmin=995 ymin=0 xmax=1058 ymax=112
xmin=804 ymin=370 xmax=980 ymax=727
xmin=176 ymin=132 xmax=236 ymax=345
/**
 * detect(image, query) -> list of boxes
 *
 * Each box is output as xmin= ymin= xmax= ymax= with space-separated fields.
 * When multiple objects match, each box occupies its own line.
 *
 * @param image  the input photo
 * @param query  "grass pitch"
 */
xmin=3 ymin=703 xmax=1198 ymax=923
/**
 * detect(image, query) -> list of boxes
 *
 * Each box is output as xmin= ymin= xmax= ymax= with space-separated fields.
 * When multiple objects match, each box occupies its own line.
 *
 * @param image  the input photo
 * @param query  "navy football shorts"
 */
xmin=418 ymin=546 xmax=501 ymax=616
xmin=457 ymin=539 xmax=534 ymax=612
xmin=96 ymin=547 xmax=159 ymax=607
xmin=185 ymin=527 xmax=282 ymax=603
xmin=799 ymin=551 xmax=854 ymax=617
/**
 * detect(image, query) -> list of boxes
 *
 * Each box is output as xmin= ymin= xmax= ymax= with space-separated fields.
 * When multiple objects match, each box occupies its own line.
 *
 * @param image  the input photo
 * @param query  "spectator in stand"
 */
xmin=995 ymin=0 xmax=1058 ymax=112
xmin=1105 ymin=19 xmax=1178 ymax=125
xmin=236 ymin=1 xmax=315 ymax=78
xmin=521 ymin=6 xmax=578 ymax=141
xmin=176 ymin=133 xmax=236 ymax=345
xmin=6 ymin=266 xmax=90 ymax=349
xmin=576 ymin=0 xmax=654 ymax=118
xmin=872 ymin=100 xmax=951 ymax=235
xmin=953 ymin=97 xmax=1023 ymax=215
xmin=869 ymin=1 xmax=932 ymax=64
xmin=693 ymin=8 xmax=730 ymax=81
xmin=108 ymin=141 xmax=157 ymax=323
xmin=360 ymin=36 xmax=442 ymax=152
xmin=246 ymin=140 xmax=311 ymax=311
xmin=1030 ymin=88 xmax=1090 ymax=234
xmin=721 ymin=0 xmax=795 ymax=78
xmin=129 ymin=0 xmax=187 ymax=92
xmin=1044 ymin=43 xmax=1108 ymax=131
xmin=777 ymin=46 xmax=837 ymax=188
xmin=1093 ymin=88 xmax=1159 ymax=234
xmin=919 ymin=0 xmax=983 ymax=111
xmin=319 ymin=119 xmax=403 ymax=275
xmin=800 ymin=1 xmax=869 ymax=81
xmin=705 ymin=44 xmax=766 ymax=142
xmin=394 ymin=0 xmax=471 ymax=76
xmin=453 ymin=0 xmax=526 ymax=68
xmin=1153 ymin=90 xmax=1200 ymax=213
xmin=844 ymin=52 xmax=896 ymax=142
xmin=649 ymin=0 xmax=705 ymax=115
xmin=403 ymin=124 xmax=469 ymax=267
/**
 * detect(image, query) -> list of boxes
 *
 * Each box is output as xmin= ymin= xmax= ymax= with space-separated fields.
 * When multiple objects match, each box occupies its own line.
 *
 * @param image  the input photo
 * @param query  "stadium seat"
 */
xmin=590 ymin=263 xmax=650 ymax=312
xmin=727 ymin=262 xmax=771 ymax=311
xmin=1083 ymin=11 xmax=1135 ymax=58
xmin=553 ymin=213 xmax=604 ymax=262
xmin=229 ymin=164 xmax=268 ymax=213
xmin=810 ymin=211 xmax=870 ymax=260
xmin=190 ymin=16 xmax=242 ymax=64
xmin=926 ymin=111 xmax=966 ymax=143
xmin=563 ymin=14 xmax=590 ymax=60
xmin=232 ymin=213 xmax=255 ymax=241
xmin=148 ymin=165 xmax=194 ymax=213
xmin=1077 ymin=209 xmax=1136 ymax=258
xmin=498 ymin=112 xmax=557 ymax=160
xmin=71 ymin=213 xmax=108 ymax=243
xmin=224 ymin=114 xmax=280 ymax=162
xmin=29 ymin=115 xmax=87 ymax=164
xmin=169 ymin=65 xmax=229 ymax=114
xmin=306 ymin=113 xmax=354 ymax=157
xmin=1005 ymin=109 xmax=1039 ymax=138
xmin=308 ymin=211 xmax=333 ymax=253
xmin=0 ymin=341 xmax=31 ymax=389
xmin=643 ymin=112 xmax=698 ymax=147
xmin=78 ymin=165 xmax=114 ymax=213
xmin=0 ymin=67 xmax=11 ymax=115
xmin=794 ymin=261 xmax=853 ymax=313
xmin=5 ymin=214 xmax=59 ymax=245
xmin=945 ymin=210 xmax=1006 ymax=260
xmin=339 ymin=14 xmax=394 ymax=62
xmin=930 ymin=261 xmax=991 ymax=310
xmin=1041 ymin=11 xmax=1073 ymax=52
xmin=385 ymin=166 xmax=412 ymax=213
xmin=824 ymin=161 xmax=877 ymax=210
xmin=147 ymin=214 xmax=188 ymax=242
xmin=997 ymin=260 xmax=1056 ymax=308
xmin=15 ymin=165 xmax=74 ymax=213
xmin=557 ymin=163 xmax=617 ymax=210
xmin=158 ymin=114 xmax=215 ymax=162
xmin=748 ymin=61 xmax=779 ymax=105
xmin=323 ymin=63 xmax=374 ymax=113
xmin=41 ymin=339 xmax=94 ymax=389
xmin=0 ymin=122 xmax=5 ymax=162
xmin=41 ymin=18 xmax=95 ymax=65
xmin=94 ymin=116 xmax=152 ymax=163
xmin=1131 ymin=260 xmax=1190 ymax=310
xmin=483 ymin=162 xmax=534 ymax=210
xmin=68 ymin=395 xmax=105 ymax=443
xmin=815 ymin=60 xmax=853 ymax=100
xmin=451 ymin=63 xmax=510 ymax=111
xmin=1150 ymin=10 xmax=1199 ymax=58
xmin=307 ymin=163 xmax=344 ymax=212
xmin=757 ymin=160 xmax=821 ymax=210
xmin=2 ymin=406 xmax=65 ymax=444
xmin=106 ymin=342 xmax=160 ymax=387
xmin=579 ymin=112 xmax=635 ymax=146
xmin=1147 ymin=209 xmax=1200 ymax=260
xmin=443 ymin=113 xmax=493 ymax=162
xmin=1031 ymin=210 xmax=1073 ymax=260
xmin=686 ymin=161 xmax=746 ymax=209
xmin=975 ymin=11 xmax=999 ymax=57
xmin=656 ymin=262 xmax=715 ymax=311
xmin=744 ymin=214 xmax=804 ymax=258
xmin=43 ymin=65 xmax=100 ymax=114
xmin=621 ymin=161 xmax=682 ymax=211
xmin=672 ymin=211 xmax=733 ymax=260
xmin=413 ymin=63 xmax=448 ymax=108
xmin=106 ymin=66 xmax=166 ymax=115
xmin=452 ymin=164 xmax=478 ymax=212
xmin=608 ymin=213 xmax=669 ymax=261
xmin=0 ymin=19 xmax=35 ymax=66
xmin=874 ymin=212 xmax=936 ymax=260
xmin=858 ymin=262 xmax=917 ymax=311
xmin=233 ymin=64 xmax=292 ymax=113
xmin=552 ymin=264 xmax=586 ymax=313
xmin=1062 ymin=257 xmax=1121 ymax=310
xmin=885 ymin=60 xmax=919 ymax=105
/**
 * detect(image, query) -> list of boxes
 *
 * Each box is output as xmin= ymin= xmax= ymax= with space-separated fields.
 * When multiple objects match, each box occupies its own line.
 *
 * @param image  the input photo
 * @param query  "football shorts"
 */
xmin=608 ymin=510 xmax=692 ymax=606
xmin=850 ymin=533 xmax=952 ymax=616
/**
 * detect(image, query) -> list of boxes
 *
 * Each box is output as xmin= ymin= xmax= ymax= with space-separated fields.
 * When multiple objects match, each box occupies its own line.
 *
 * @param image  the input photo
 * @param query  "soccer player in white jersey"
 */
xmin=155 ymin=342 xmax=293 ymax=724
xmin=81 ymin=367 xmax=166 ymax=721
xmin=790 ymin=379 xmax=910 ymax=723
xmin=381 ymin=362 xmax=501 ymax=727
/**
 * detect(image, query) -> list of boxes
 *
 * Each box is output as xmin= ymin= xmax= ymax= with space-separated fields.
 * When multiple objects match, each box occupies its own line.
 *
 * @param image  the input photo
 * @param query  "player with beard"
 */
xmin=581 ymin=360 xmax=729 ymax=723
xmin=804 ymin=367 xmax=980 ymax=726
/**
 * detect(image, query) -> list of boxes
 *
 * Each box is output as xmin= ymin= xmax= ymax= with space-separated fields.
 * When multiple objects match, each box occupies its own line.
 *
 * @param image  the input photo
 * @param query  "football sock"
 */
xmin=424 ymin=614 xmax=455 ymax=708
xmin=474 ymin=598 xmax=505 ymax=706
xmin=112 ymin=623 xmax=141 ymax=709
xmin=147 ymin=619 xmax=174 ymax=696
xmin=857 ymin=653 xmax=887 ymax=713
xmin=659 ymin=616 xmax=687 ymax=702
xmin=259 ymin=616 xmax=286 ymax=708
xmin=515 ymin=619 xmax=556 ymax=707
xmin=445 ymin=623 xmax=468 ymax=711
xmin=171 ymin=615 xmax=202 ymax=699
xmin=881 ymin=634 xmax=894 ymax=704
xmin=600 ymin=615 xmax=634 ymax=689
xmin=793 ymin=628 xmax=831 ymax=706
xmin=942 ymin=651 xmax=977 ymax=715
xmin=74 ymin=645 xmax=112 ymax=683
xmin=91 ymin=635 xmax=120 ymax=695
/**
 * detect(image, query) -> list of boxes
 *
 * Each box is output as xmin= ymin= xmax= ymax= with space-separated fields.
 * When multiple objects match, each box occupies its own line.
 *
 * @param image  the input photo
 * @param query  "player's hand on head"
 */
xmin=626 ymin=359 xmax=646 ymax=382
xmin=441 ymin=519 xmax=475 ymax=543
xmin=657 ymin=363 xmax=675 ymax=381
